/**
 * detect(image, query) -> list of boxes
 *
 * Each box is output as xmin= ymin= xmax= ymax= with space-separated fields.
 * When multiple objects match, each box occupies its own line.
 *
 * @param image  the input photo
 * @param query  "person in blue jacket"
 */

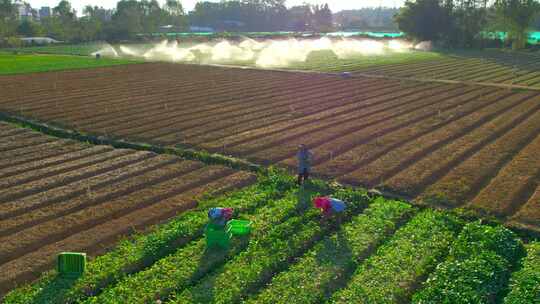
xmin=297 ymin=144 xmax=313 ymax=186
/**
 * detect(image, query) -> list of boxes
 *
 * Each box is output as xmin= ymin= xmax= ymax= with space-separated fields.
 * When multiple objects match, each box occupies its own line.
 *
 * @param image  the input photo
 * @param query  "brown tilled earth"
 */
xmin=0 ymin=122 xmax=255 ymax=294
xmin=0 ymin=63 xmax=538 ymax=233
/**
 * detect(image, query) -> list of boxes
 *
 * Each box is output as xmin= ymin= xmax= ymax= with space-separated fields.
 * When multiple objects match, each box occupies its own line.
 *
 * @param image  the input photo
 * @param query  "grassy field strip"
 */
xmin=167 ymin=188 xmax=370 ymax=304
xmin=0 ymin=53 xmax=138 ymax=75
xmin=2 ymin=173 xmax=295 ymax=304
xmin=82 ymin=185 xmax=329 ymax=303
xmin=504 ymin=242 xmax=540 ymax=304
xmin=328 ymin=209 xmax=463 ymax=304
xmin=244 ymin=198 xmax=415 ymax=304
xmin=412 ymin=222 xmax=525 ymax=303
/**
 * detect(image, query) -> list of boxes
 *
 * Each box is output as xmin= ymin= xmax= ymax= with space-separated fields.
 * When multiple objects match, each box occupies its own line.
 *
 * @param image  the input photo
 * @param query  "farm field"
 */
xmin=0 ymin=53 xmax=139 ymax=75
xmin=0 ymin=63 xmax=538 ymax=232
xmin=292 ymin=49 xmax=540 ymax=89
xmin=3 ymin=164 xmax=539 ymax=304
xmin=12 ymin=41 xmax=540 ymax=88
xmin=0 ymin=122 xmax=255 ymax=295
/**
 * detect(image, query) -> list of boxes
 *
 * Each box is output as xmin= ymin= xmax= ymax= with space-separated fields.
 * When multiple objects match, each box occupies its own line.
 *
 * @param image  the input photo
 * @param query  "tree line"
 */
xmin=0 ymin=0 xmax=333 ymax=46
xmin=2 ymin=0 xmax=538 ymax=49
xmin=395 ymin=0 xmax=540 ymax=49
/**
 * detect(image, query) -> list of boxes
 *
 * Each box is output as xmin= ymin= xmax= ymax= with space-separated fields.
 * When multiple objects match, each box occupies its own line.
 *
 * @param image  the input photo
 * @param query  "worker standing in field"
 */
xmin=297 ymin=144 xmax=313 ymax=186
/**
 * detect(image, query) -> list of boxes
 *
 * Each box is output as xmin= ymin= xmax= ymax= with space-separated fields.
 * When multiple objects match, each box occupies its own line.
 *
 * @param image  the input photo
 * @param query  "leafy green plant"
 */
xmin=413 ymin=253 xmax=509 ymax=304
xmin=244 ymin=198 xmax=415 ymax=304
xmin=413 ymin=222 xmax=525 ymax=304
xmin=329 ymin=210 xmax=463 ymax=304
xmin=3 ymin=171 xmax=295 ymax=304
xmin=504 ymin=242 xmax=540 ymax=304
xmin=169 ymin=188 xmax=371 ymax=304
xmin=450 ymin=222 xmax=526 ymax=264
xmin=83 ymin=190 xmax=309 ymax=303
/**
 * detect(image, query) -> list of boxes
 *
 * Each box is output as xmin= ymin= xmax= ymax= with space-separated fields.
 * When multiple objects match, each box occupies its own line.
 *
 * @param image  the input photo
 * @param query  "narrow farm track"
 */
xmin=0 ymin=62 xmax=539 ymax=232
xmin=0 ymin=122 xmax=255 ymax=294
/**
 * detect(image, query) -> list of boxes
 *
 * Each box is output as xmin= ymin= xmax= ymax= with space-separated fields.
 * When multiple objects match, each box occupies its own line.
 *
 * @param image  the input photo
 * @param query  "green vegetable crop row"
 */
xmin=504 ymin=242 xmax=540 ymax=304
xmin=244 ymin=197 xmax=415 ymax=304
xmin=83 ymin=187 xmax=323 ymax=304
xmin=329 ymin=209 xmax=463 ymax=304
xmin=413 ymin=222 xmax=525 ymax=304
xmin=3 ymin=172 xmax=296 ymax=304
xmin=168 ymin=188 xmax=371 ymax=304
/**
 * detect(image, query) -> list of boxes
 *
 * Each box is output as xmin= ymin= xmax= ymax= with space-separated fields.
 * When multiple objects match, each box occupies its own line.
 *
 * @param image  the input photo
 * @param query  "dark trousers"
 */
xmin=297 ymin=169 xmax=309 ymax=185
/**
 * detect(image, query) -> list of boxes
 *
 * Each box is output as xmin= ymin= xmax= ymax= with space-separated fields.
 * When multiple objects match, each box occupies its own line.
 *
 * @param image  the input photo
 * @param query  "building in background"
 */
xmin=39 ymin=7 xmax=52 ymax=19
xmin=14 ymin=1 xmax=35 ymax=21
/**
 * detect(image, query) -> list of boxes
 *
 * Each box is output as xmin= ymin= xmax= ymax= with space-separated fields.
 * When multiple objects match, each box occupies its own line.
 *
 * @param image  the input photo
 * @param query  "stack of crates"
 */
xmin=57 ymin=252 xmax=86 ymax=278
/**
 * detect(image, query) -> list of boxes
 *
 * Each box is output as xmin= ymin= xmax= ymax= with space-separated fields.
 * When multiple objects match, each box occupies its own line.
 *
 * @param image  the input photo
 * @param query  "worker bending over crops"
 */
xmin=313 ymin=196 xmax=347 ymax=221
xmin=297 ymin=144 xmax=313 ymax=186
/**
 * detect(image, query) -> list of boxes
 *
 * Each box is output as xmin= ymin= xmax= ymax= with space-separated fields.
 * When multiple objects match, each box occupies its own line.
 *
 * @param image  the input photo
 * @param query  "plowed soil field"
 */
xmin=0 ymin=122 xmax=255 ymax=294
xmin=295 ymin=49 xmax=540 ymax=89
xmin=0 ymin=63 xmax=538 ymax=232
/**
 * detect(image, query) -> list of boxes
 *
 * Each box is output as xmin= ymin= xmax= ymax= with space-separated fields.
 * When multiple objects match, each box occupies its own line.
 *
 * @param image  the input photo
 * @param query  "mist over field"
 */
xmin=92 ymin=38 xmax=414 ymax=68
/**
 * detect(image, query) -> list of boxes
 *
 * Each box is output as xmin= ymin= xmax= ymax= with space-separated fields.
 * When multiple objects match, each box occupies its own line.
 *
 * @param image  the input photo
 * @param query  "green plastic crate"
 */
xmin=57 ymin=252 xmax=86 ymax=278
xmin=206 ymin=226 xmax=231 ymax=249
xmin=227 ymin=220 xmax=252 ymax=236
